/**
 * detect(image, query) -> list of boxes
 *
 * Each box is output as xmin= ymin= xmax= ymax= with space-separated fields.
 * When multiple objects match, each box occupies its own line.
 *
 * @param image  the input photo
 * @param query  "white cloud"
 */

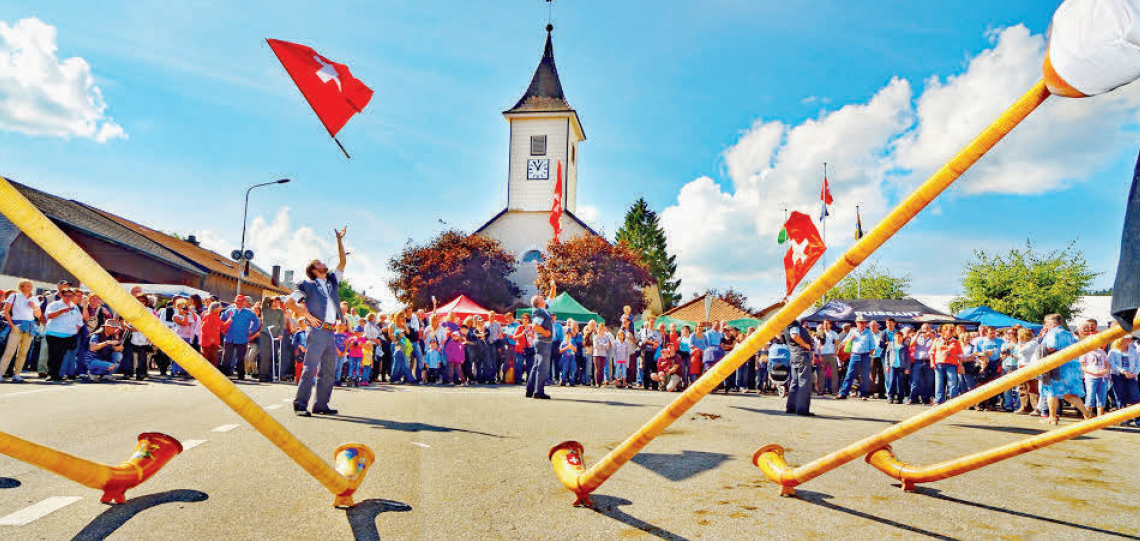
xmin=661 ymin=25 xmax=1140 ymax=301
xmin=0 ymin=18 xmax=125 ymax=142
xmin=575 ymin=204 xmax=599 ymax=226
xmin=195 ymin=207 xmax=398 ymax=309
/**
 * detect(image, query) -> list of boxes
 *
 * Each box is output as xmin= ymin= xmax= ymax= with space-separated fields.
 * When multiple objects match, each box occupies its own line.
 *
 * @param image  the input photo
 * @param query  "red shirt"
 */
xmin=512 ymin=325 xmax=530 ymax=353
xmin=201 ymin=312 xmax=223 ymax=348
xmin=932 ymin=338 xmax=963 ymax=366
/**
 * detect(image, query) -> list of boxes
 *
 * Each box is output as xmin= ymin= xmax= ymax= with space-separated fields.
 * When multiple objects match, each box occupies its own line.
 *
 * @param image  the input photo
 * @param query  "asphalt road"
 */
xmin=1 ymin=378 xmax=1138 ymax=540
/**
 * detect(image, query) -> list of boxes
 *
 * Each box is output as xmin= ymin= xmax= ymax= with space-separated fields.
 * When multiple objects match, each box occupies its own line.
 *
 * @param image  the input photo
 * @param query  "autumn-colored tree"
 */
xmin=387 ymin=230 xmax=520 ymax=312
xmin=536 ymin=234 xmax=654 ymax=323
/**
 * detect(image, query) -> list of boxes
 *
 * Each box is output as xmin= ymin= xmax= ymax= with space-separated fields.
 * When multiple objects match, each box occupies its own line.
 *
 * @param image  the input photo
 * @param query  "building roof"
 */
xmin=505 ymin=25 xmax=573 ymax=114
xmin=475 ymin=208 xmax=600 ymax=238
xmin=662 ymin=293 xmax=753 ymax=323
xmin=91 ymin=206 xmax=287 ymax=295
xmin=5 ymin=178 xmax=203 ymax=276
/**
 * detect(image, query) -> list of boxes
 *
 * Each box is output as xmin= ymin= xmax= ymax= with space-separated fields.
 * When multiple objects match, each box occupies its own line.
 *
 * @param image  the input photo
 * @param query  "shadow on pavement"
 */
xmin=0 ymin=477 xmax=19 ymax=489
xmin=914 ymin=487 xmax=1140 ymax=540
xmin=589 ymin=495 xmax=691 ymax=541
xmin=322 ymin=414 xmax=504 ymax=438
xmin=556 ymin=397 xmax=650 ymax=408
xmin=630 ymin=450 xmax=731 ymax=482
xmin=794 ymin=490 xmax=960 ymax=540
xmin=344 ymin=499 xmax=412 ymax=541
xmin=949 ymin=423 xmax=1094 ymax=440
xmin=731 ymin=405 xmax=897 ymax=424
xmin=69 ymin=489 xmax=208 ymax=541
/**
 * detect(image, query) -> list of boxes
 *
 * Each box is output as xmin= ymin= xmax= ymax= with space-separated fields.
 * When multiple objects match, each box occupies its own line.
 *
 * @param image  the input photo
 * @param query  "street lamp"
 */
xmin=236 ymin=178 xmax=291 ymax=297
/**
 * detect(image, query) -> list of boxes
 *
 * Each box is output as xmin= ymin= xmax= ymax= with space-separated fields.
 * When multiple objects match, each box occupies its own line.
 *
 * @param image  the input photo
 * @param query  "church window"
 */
xmin=571 ymin=144 xmax=576 ymax=164
xmin=521 ymin=250 xmax=544 ymax=263
xmin=530 ymin=135 xmax=547 ymax=156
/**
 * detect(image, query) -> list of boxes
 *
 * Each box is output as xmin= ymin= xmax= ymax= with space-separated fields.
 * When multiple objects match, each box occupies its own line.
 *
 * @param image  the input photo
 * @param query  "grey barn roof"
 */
xmin=505 ymin=25 xmax=573 ymax=114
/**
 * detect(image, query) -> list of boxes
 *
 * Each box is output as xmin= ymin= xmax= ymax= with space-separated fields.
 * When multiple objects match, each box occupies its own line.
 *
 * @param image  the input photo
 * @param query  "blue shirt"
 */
xmin=532 ymin=308 xmax=554 ymax=344
xmin=846 ymin=328 xmax=875 ymax=354
xmin=426 ymin=349 xmax=444 ymax=368
xmin=974 ymin=337 xmax=1004 ymax=362
xmin=222 ymin=307 xmax=261 ymax=344
xmin=704 ymin=330 xmax=723 ymax=351
xmin=689 ymin=334 xmax=708 ymax=352
xmin=1043 ymin=326 xmax=1077 ymax=353
xmin=767 ymin=343 xmax=790 ymax=365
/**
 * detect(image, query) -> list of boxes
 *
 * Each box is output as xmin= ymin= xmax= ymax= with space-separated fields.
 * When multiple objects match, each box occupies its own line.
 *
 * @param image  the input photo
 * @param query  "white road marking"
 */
xmin=0 ymin=496 xmax=82 ymax=526
xmin=181 ymin=439 xmax=207 ymax=451
xmin=410 ymin=442 xmax=430 ymax=448
xmin=0 ymin=386 xmax=75 ymax=400
xmin=265 ymin=404 xmax=282 ymax=410
xmin=281 ymin=398 xmax=292 ymax=402
xmin=211 ymin=424 xmax=240 ymax=433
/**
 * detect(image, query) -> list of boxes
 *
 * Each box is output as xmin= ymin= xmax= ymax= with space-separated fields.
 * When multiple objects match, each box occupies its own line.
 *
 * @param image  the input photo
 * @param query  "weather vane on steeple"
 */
xmin=546 ymin=0 xmax=555 ymax=31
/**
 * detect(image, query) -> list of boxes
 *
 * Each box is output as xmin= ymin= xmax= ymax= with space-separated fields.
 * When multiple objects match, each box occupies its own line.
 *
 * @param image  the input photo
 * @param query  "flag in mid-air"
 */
xmin=782 ymin=211 xmax=826 ymax=297
xmin=820 ymin=174 xmax=833 ymax=222
xmin=267 ymin=39 xmax=373 ymax=140
xmin=550 ymin=160 xmax=564 ymax=242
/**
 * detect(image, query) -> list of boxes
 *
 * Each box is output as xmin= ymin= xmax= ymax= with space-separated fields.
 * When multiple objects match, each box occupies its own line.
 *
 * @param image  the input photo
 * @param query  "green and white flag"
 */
xmin=777 ymin=227 xmax=788 ymax=245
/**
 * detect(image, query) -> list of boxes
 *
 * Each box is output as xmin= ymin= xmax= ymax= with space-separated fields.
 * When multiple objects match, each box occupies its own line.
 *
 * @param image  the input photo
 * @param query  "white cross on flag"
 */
xmin=550 ymin=159 xmax=564 ymax=242
xmin=782 ymin=211 xmax=826 ymax=297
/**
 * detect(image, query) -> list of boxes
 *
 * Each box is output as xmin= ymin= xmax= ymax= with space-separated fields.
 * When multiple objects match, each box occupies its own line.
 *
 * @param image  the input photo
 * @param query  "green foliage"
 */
xmin=950 ymin=241 xmax=1097 ymax=323
xmin=697 ymin=288 xmax=752 ymax=313
xmin=616 ymin=198 xmax=682 ymax=309
xmin=337 ymin=279 xmax=370 ymax=317
xmin=819 ymin=262 xmax=911 ymax=304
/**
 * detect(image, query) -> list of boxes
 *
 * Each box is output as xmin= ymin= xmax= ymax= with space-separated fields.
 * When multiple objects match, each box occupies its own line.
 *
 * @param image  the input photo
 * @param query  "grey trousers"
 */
xmin=295 ymin=328 xmax=336 ymax=410
xmin=786 ymin=360 xmax=813 ymax=415
xmin=526 ymin=341 xmax=552 ymax=396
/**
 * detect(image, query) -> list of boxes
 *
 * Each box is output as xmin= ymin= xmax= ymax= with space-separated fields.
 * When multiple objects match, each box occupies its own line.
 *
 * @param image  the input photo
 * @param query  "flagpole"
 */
xmin=821 ymin=163 xmax=828 ymax=302
xmin=333 ymin=136 xmax=351 ymax=160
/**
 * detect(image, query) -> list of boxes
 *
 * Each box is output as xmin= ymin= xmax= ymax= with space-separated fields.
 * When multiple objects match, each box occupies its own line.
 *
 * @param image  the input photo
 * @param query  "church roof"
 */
xmin=475 ymin=208 xmax=600 ymax=239
xmin=505 ymin=25 xmax=573 ymax=114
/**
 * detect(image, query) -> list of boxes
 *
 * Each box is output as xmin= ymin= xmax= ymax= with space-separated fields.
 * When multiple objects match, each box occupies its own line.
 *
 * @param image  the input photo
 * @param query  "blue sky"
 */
xmin=0 ymin=0 xmax=1134 ymax=308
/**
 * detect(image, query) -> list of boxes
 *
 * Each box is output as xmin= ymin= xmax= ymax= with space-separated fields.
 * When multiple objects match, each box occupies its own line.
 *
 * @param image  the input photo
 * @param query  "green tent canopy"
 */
xmin=725 ymin=318 xmax=763 ymax=331
xmin=634 ymin=314 xmax=698 ymax=331
xmin=516 ymin=291 xmax=604 ymax=324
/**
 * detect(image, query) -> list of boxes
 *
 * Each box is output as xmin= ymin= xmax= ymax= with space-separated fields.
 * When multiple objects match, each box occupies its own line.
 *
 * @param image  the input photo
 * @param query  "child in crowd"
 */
xmin=689 ymin=348 xmax=704 ymax=389
xmin=558 ymin=338 xmax=577 ymax=386
xmin=334 ymin=323 xmax=349 ymax=386
xmin=884 ymin=331 xmax=910 ymax=404
xmin=346 ymin=327 xmax=366 ymax=388
xmin=361 ymin=336 xmax=374 ymax=386
xmin=1109 ymin=336 xmax=1140 ymax=427
xmin=1000 ymin=343 xmax=1020 ymax=411
xmin=612 ymin=331 xmax=630 ymax=388
xmin=1081 ymin=346 xmax=1111 ymax=417
xmin=292 ymin=319 xmax=309 ymax=383
xmin=445 ymin=328 xmax=465 ymax=385
xmin=426 ymin=339 xmax=443 ymax=384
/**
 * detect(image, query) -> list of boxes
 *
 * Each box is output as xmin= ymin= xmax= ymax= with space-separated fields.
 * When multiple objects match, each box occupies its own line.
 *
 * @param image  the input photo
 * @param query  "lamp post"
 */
xmin=236 ymin=178 xmax=291 ymax=297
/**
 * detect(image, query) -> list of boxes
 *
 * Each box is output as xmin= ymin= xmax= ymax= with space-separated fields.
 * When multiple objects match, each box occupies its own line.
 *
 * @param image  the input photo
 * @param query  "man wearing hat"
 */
xmin=784 ymin=318 xmax=817 ymax=416
xmin=83 ymin=319 xmax=124 ymax=381
xmin=837 ymin=315 xmax=876 ymax=400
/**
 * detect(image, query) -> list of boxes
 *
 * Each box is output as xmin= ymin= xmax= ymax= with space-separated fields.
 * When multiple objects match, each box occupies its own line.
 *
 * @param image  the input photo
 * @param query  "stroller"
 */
xmin=767 ymin=338 xmax=792 ymax=397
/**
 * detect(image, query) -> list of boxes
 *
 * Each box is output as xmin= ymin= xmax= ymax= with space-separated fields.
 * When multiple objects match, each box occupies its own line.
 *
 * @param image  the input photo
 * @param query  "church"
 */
xmin=476 ymin=24 xmax=598 ymax=299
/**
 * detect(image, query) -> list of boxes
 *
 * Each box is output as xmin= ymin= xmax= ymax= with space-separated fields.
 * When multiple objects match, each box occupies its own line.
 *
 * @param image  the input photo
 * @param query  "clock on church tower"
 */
xmin=475 ymin=23 xmax=598 ymax=300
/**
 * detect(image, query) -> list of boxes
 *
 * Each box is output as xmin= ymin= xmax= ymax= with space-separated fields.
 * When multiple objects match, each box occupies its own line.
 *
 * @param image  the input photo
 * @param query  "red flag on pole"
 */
xmin=782 ymin=211 xmax=826 ymax=297
xmin=820 ymin=175 xmax=834 ymax=206
xmin=266 ymin=39 xmax=373 ymax=157
xmin=550 ymin=160 xmax=564 ymax=242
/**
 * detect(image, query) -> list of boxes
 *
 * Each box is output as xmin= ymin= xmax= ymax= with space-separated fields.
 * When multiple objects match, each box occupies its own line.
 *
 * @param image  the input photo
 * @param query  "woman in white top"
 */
xmin=0 ymin=280 xmax=41 ymax=382
xmin=592 ymin=323 xmax=612 ymax=386
xmin=1014 ymin=328 xmax=1041 ymax=415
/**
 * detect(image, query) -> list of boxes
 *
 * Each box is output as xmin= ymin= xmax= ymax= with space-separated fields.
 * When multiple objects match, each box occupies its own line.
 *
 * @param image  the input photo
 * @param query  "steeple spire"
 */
xmin=506 ymin=24 xmax=572 ymax=113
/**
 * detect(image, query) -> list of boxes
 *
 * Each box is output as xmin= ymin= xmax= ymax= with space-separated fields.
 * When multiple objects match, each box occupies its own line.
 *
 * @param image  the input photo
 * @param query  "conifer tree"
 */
xmin=616 ymin=198 xmax=682 ymax=309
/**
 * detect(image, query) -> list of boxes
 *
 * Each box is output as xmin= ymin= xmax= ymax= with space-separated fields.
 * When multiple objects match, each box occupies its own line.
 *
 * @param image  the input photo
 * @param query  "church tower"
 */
xmin=502 ymin=24 xmax=585 ymax=213
xmin=476 ymin=24 xmax=596 ymax=299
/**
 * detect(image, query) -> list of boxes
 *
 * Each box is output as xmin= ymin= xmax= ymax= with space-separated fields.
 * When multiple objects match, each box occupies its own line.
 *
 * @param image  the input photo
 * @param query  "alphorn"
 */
xmin=756 ymin=316 xmax=1138 ymax=495
xmin=0 ymin=175 xmax=374 ymax=507
xmin=549 ymin=80 xmax=1051 ymax=506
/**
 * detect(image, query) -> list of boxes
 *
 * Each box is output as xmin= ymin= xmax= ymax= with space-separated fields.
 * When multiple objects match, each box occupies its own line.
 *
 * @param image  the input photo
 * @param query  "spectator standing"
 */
xmin=838 ymin=315 xmax=875 ymax=400
xmin=0 ymin=280 xmax=41 ymax=382
xmin=220 ymin=295 xmax=261 ymax=380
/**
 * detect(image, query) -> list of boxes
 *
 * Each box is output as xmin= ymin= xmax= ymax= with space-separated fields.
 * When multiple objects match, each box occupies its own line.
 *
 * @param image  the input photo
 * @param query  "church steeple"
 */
xmin=506 ymin=24 xmax=573 ymax=113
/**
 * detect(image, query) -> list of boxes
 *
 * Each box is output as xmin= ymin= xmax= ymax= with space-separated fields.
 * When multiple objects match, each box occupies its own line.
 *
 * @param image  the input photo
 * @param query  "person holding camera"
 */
xmin=84 ymin=319 xmax=124 ymax=381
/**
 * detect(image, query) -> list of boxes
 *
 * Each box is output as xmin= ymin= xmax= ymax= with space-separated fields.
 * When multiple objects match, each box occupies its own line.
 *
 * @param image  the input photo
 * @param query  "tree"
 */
xmin=616 ymin=198 xmax=682 ymax=309
xmin=819 ymin=262 xmax=911 ymax=304
xmin=387 ymin=230 xmax=520 ymax=312
xmin=535 ymin=234 xmax=654 ymax=323
xmin=694 ymin=288 xmax=752 ymax=313
xmin=338 ymin=278 xmax=371 ymax=317
xmin=950 ymin=241 xmax=1097 ymax=323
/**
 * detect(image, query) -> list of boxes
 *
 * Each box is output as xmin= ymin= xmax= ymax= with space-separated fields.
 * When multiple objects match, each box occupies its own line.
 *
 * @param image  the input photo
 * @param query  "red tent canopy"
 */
xmin=429 ymin=295 xmax=507 ymax=323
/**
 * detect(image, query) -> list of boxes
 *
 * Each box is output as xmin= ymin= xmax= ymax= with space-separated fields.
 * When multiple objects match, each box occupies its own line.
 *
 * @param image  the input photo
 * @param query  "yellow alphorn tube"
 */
xmin=756 ymin=316 xmax=1136 ymax=495
xmin=0 ymin=175 xmax=374 ymax=507
xmin=0 ymin=431 xmax=182 ymax=504
xmin=866 ymin=400 xmax=1140 ymax=491
xmin=549 ymin=80 xmax=1051 ymax=504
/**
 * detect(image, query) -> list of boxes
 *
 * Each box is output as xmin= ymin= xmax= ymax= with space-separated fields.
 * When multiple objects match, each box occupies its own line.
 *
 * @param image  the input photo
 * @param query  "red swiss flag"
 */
xmin=267 ymin=39 xmax=373 ymax=137
xmin=782 ymin=211 xmax=826 ymax=297
xmin=550 ymin=159 xmax=564 ymax=242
